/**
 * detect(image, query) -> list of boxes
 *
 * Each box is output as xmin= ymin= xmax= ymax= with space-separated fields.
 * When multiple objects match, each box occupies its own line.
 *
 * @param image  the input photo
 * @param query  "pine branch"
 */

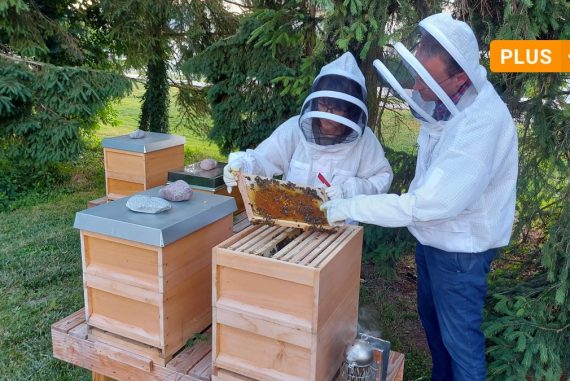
xmin=223 ymin=0 xmax=253 ymax=10
xmin=0 ymin=51 xmax=46 ymax=67
xmin=0 ymin=51 xmax=136 ymax=83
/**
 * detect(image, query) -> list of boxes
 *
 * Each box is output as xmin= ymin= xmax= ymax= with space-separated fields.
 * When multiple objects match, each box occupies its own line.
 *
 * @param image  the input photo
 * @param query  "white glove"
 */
xmin=325 ymin=185 xmax=345 ymax=200
xmin=223 ymin=158 xmax=244 ymax=194
xmin=320 ymin=199 xmax=351 ymax=226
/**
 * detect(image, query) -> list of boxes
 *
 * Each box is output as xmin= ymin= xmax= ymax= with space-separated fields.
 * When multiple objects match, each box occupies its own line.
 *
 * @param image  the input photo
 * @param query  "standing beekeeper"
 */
xmin=223 ymin=52 xmax=393 ymax=201
xmin=321 ymin=14 xmax=518 ymax=381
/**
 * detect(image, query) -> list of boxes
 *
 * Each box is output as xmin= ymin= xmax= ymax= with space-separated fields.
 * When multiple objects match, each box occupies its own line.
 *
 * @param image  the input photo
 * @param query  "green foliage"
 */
xmin=184 ymin=9 xmax=305 ymax=154
xmin=0 ymin=0 xmax=121 ymax=67
xmin=0 ymin=59 xmax=132 ymax=164
xmin=299 ymin=0 xmax=420 ymax=132
xmin=483 ymin=197 xmax=569 ymax=381
xmin=100 ymin=0 xmax=239 ymax=138
xmin=362 ymin=148 xmax=417 ymax=277
xmin=457 ymin=1 xmax=570 ymax=379
xmin=483 ymin=272 xmax=569 ymax=380
xmin=186 ymin=332 xmax=209 ymax=347
xmin=0 ymin=0 xmax=132 ymax=167
xmin=362 ymin=224 xmax=415 ymax=278
xmin=140 ymin=57 xmax=169 ymax=133
xmin=0 ymin=160 xmax=66 ymax=211
xmin=0 ymin=138 xmax=105 ymax=212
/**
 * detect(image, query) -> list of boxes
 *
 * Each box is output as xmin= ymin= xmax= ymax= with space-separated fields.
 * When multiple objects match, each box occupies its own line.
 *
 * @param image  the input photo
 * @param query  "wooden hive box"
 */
xmin=212 ymin=223 xmax=364 ymax=381
xmin=103 ymin=132 xmax=185 ymax=200
xmin=193 ymin=186 xmax=245 ymax=216
xmin=74 ymin=187 xmax=237 ymax=365
xmin=169 ymin=165 xmax=245 ymax=215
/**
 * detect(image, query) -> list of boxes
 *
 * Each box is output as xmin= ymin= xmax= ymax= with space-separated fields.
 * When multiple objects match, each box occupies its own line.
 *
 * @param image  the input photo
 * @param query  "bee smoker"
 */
xmin=341 ymin=339 xmax=374 ymax=380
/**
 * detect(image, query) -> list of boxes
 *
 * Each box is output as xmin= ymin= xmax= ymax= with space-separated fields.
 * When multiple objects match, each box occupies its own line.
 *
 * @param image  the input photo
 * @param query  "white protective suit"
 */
xmin=323 ymin=13 xmax=518 ymax=253
xmin=226 ymin=52 xmax=393 ymax=198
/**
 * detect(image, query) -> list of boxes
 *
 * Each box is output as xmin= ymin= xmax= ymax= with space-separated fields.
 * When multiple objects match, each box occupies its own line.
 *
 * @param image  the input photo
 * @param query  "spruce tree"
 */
xmin=0 ymin=0 xmax=131 ymax=164
xmin=100 ymin=0 xmax=238 ymax=136
xmin=456 ymin=2 xmax=569 ymax=379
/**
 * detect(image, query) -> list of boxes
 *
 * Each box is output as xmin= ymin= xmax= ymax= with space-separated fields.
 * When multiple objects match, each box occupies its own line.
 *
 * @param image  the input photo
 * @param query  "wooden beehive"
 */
xmin=193 ymin=186 xmax=245 ymax=216
xmin=103 ymin=132 xmax=185 ymax=200
xmin=212 ymin=223 xmax=364 ymax=381
xmin=75 ymin=188 xmax=237 ymax=365
xmin=169 ymin=165 xmax=245 ymax=215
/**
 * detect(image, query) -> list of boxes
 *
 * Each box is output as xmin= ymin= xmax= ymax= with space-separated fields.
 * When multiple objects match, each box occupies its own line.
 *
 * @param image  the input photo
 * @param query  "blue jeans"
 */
xmin=415 ymin=243 xmax=497 ymax=381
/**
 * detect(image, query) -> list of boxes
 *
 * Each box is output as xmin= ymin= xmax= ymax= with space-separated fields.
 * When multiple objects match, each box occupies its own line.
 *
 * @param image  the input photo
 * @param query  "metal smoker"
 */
xmin=341 ymin=339 xmax=374 ymax=380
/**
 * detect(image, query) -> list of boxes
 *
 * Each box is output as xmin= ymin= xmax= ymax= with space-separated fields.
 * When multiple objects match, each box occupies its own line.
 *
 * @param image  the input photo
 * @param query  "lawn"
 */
xmin=97 ymin=84 xmax=225 ymax=162
xmin=0 ymin=88 xmax=429 ymax=381
xmin=0 ymin=191 xmax=97 ymax=380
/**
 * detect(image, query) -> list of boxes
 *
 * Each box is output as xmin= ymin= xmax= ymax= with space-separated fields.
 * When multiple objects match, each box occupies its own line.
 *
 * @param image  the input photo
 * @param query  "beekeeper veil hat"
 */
xmin=373 ymin=13 xmax=484 ymax=123
xmin=299 ymin=52 xmax=368 ymax=146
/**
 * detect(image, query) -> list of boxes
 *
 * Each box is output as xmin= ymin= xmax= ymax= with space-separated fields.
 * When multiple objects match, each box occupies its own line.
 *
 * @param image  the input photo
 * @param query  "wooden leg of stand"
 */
xmin=92 ymin=372 xmax=115 ymax=381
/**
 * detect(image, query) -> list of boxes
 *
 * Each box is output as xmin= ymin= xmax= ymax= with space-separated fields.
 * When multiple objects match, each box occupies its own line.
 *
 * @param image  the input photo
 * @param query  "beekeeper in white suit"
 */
xmin=223 ymin=52 xmax=393 ymax=201
xmin=321 ymin=14 xmax=518 ymax=381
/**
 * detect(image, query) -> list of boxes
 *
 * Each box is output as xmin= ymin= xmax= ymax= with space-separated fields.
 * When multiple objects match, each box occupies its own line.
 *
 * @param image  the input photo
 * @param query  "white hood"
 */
xmin=419 ymin=13 xmax=488 ymax=92
xmin=314 ymin=51 xmax=368 ymax=98
xmin=299 ymin=52 xmax=369 ymax=146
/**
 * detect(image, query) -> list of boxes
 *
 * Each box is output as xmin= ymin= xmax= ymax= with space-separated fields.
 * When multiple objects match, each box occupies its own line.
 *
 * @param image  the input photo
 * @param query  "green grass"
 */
xmin=0 ymin=191 xmax=96 ymax=381
xmin=97 ymin=83 xmax=224 ymax=162
xmin=0 ymin=88 xmax=427 ymax=380
xmin=379 ymin=108 xmax=420 ymax=154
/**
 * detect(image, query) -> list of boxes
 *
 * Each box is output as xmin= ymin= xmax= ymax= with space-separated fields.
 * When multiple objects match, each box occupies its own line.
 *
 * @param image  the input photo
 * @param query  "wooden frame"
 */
xmin=236 ymin=173 xmax=333 ymax=231
xmin=212 ymin=224 xmax=364 ymax=381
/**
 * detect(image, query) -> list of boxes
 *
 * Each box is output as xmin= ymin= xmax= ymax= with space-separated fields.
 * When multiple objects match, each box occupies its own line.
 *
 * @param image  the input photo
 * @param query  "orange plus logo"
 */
xmin=490 ymin=40 xmax=570 ymax=72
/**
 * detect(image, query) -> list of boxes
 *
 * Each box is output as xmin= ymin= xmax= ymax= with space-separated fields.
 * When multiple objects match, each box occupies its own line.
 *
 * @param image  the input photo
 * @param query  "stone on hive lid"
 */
xmin=128 ymin=129 xmax=146 ymax=139
xmin=199 ymin=158 xmax=218 ymax=171
xmin=126 ymin=195 xmax=171 ymax=214
xmin=159 ymin=180 xmax=193 ymax=201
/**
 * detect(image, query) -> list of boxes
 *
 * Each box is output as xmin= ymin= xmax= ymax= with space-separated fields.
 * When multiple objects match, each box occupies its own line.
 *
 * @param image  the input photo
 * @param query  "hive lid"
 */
xmin=74 ymin=187 xmax=236 ymax=247
xmin=168 ymin=162 xmax=226 ymax=189
xmin=102 ymin=132 xmax=185 ymax=153
xmin=237 ymin=173 xmax=335 ymax=231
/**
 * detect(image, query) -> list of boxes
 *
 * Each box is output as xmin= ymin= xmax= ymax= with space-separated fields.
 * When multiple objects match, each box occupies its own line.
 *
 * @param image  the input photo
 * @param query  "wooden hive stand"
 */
xmin=51 ymin=309 xmax=405 ymax=381
xmin=88 ymin=196 xmax=110 ymax=209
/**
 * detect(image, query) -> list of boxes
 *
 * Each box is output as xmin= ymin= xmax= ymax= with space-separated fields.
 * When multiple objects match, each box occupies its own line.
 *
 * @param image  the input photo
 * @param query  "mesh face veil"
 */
xmin=373 ymin=24 xmax=478 ymax=124
xmin=299 ymin=74 xmax=368 ymax=146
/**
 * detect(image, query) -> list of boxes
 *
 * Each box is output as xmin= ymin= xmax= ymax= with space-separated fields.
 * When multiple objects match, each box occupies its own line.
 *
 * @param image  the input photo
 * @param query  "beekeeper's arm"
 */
xmin=322 ymin=122 xmax=498 ymax=226
xmin=223 ymin=117 xmax=298 ymax=191
xmin=325 ymin=129 xmax=393 ymax=199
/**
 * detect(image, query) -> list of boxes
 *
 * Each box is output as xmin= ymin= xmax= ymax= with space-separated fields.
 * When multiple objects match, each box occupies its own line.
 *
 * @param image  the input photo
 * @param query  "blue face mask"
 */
xmin=410 ymin=106 xmax=428 ymax=122
xmin=409 ymin=90 xmax=435 ymax=123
